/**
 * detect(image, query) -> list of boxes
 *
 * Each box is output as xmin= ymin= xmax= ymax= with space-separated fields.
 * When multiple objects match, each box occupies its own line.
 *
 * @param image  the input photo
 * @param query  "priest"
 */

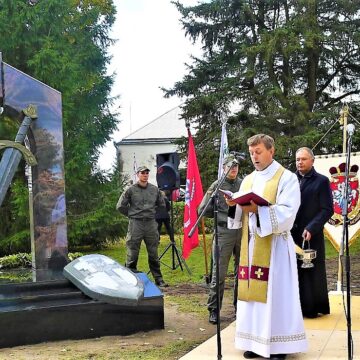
xmin=227 ymin=134 xmax=307 ymax=360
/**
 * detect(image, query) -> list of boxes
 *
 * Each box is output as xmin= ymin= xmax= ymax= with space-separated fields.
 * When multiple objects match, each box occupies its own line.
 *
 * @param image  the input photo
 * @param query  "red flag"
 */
xmin=183 ymin=129 xmax=203 ymax=259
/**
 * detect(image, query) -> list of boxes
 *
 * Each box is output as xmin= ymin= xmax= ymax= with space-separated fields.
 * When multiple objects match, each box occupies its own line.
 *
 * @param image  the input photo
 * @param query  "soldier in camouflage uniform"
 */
xmin=116 ymin=165 xmax=168 ymax=288
xmin=198 ymin=154 xmax=242 ymax=324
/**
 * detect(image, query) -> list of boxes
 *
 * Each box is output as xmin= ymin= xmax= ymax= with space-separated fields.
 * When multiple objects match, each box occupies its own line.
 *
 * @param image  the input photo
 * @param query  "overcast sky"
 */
xmin=98 ymin=0 xmax=202 ymax=170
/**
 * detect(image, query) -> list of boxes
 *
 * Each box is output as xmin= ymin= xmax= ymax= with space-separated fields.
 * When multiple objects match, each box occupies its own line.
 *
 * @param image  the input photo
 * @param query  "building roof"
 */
xmin=117 ymin=106 xmax=187 ymax=145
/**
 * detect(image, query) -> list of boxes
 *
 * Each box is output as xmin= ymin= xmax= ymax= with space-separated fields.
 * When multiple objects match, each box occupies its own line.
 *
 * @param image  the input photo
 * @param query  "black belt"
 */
xmin=131 ymin=218 xmax=154 ymax=222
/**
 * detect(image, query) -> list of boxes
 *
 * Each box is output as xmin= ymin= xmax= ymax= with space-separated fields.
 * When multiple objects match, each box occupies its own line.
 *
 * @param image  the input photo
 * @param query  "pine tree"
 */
xmin=166 ymin=0 xmax=360 ymax=184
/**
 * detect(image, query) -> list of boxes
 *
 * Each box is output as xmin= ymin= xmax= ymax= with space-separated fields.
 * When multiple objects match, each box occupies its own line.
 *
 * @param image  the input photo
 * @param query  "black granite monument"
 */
xmin=0 ymin=54 xmax=164 ymax=347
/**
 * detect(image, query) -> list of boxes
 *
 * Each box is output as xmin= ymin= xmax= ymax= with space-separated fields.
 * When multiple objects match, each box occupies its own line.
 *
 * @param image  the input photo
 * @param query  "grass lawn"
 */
xmin=76 ymin=233 xmax=360 ymax=286
xmin=79 ymin=234 xmax=213 ymax=286
xmin=325 ymin=234 xmax=360 ymax=259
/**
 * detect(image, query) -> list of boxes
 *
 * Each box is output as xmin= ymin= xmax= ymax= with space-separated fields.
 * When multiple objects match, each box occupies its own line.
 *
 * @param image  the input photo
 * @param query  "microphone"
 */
xmin=347 ymin=124 xmax=355 ymax=136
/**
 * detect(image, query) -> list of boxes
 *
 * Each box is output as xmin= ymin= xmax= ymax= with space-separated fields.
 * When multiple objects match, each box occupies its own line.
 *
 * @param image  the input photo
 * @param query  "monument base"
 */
xmin=0 ymin=273 xmax=164 ymax=348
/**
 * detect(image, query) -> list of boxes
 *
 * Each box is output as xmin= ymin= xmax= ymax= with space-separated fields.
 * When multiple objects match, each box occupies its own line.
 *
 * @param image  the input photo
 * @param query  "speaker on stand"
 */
xmin=156 ymin=152 xmax=180 ymax=191
xmin=156 ymin=152 xmax=190 ymax=274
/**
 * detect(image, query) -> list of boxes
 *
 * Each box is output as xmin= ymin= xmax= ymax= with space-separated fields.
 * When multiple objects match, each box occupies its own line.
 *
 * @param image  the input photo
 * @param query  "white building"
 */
xmin=115 ymin=106 xmax=188 ymax=185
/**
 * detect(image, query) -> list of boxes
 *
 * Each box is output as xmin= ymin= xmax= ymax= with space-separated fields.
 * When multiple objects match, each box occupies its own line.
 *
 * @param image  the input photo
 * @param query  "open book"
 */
xmin=219 ymin=189 xmax=271 ymax=206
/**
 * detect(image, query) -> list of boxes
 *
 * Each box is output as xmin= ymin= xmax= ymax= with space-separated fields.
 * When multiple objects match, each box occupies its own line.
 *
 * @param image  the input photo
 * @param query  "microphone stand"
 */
xmin=189 ymin=161 xmax=235 ymax=360
xmin=340 ymin=127 xmax=354 ymax=360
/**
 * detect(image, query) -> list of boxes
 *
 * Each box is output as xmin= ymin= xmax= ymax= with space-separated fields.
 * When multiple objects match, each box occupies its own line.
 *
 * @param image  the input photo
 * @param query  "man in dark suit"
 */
xmin=291 ymin=147 xmax=334 ymax=318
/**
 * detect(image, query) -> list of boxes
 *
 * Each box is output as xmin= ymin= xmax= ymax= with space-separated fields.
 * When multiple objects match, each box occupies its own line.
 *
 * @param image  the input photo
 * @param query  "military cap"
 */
xmin=137 ymin=165 xmax=150 ymax=173
xmin=223 ymin=154 xmax=238 ymax=167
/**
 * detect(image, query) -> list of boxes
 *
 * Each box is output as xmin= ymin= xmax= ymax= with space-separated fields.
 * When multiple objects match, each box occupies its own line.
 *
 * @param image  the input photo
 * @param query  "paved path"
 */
xmin=180 ymin=294 xmax=360 ymax=359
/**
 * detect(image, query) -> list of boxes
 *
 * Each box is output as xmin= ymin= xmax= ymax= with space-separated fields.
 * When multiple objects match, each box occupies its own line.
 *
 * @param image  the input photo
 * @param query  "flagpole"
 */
xmin=336 ymin=105 xmax=349 ymax=292
xmin=200 ymin=218 xmax=209 ymax=280
xmin=133 ymin=152 xmax=137 ymax=184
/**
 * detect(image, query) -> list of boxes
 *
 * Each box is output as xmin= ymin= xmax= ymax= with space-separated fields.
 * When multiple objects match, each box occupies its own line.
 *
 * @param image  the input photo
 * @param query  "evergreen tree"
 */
xmin=167 ymin=0 xmax=360 ymax=185
xmin=0 ymin=0 xmax=127 ymax=252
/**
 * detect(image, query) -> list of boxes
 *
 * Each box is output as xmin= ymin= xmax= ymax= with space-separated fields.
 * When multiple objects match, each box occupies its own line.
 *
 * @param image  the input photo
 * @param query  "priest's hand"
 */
xmin=240 ymin=200 xmax=258 ymax=214
xmin=302 ymin=229 xmax=312 ymax=241
xmin=225 ymin=197 xmax=236 ymax=207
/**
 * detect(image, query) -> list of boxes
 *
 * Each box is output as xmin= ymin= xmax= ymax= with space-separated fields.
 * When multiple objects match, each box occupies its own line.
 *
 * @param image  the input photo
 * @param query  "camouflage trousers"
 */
xmin=207 ymin=227 xmax=241 ymax=312
xmin=125 ymin=218 xmax=163 ymax=282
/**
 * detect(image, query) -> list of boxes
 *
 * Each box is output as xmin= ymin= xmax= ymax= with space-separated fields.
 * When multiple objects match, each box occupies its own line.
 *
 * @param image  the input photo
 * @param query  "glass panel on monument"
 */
xmin=0 ymin=58 xmax=67 ymax=282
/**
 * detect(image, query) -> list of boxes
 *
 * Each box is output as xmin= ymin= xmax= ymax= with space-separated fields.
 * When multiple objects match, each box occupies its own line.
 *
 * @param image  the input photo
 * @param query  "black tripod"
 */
xmin=158 ymin=190 xmax=191 ymax=275
xmin=340 ymin=124 xmax=355 ymax=360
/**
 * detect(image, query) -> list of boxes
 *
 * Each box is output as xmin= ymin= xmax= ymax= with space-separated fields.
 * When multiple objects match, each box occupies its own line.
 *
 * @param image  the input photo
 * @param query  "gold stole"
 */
xmin=238 ymin=166 xmax=285 ymax=303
